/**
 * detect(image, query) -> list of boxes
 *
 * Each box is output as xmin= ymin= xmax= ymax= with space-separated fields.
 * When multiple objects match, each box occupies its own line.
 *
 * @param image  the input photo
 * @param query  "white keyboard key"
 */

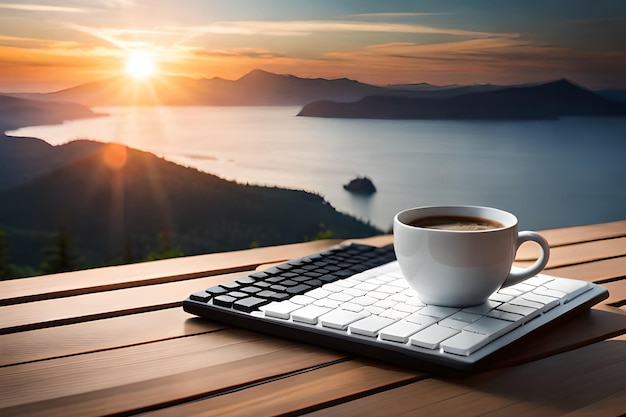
xmin=350 ymin=272 xmax=373 ymax=282
xmin=388 ymin=293 xmax=410 ymax=303
xmin=291 ymin=295 xmax=316 ymax=305
xmin=410 ymin=325 xmax=460 ymax=350
xmin=486 ymin=309 xmax=524 ymax=322
xmin=379 ymin=320 xmax=431 ymax=343
xmin=341 ymin=302 xmax=364 ymax=312
xmin=543 ymin=279 xmax=591 ymax=302
xmin=351 ymin=296 xmax=378 ymax=306
xmin=509 ymin=296 xmax=544 ymax=310
xmin=320 ymin=308 xmax=369 ymax=330
xmin=496 ymin=303 xmax=541 ymax=322
xmin=523 ymin=291 xmax=560 ymax=304
xmin=374 ymin=299 xmax=398 ymax=309
xmin=376 ymin=274 xmax=396 ymax=283
xmin=521 ymin=292 xmax=560 ymax=311
xmin=405 ymin=296 xmax=425 ymax=307
xmin=463 ymin=300 xmax=501 ymax=315
xmin=440 ymin=331 xmax=491 ymax=355
xmin=314 ymin=298 xmax=341 ymax=309
xmin=525 ymin=275 xmax=552 ymax=286
xmin=354 ymin=282 xmax=379 ymax=292
xmin=498 ymin=287 xmax=524 ymax=297
xmin=507 ymin=282 xmax=536 ymax=293
xmin=368 ymin=291 xmax=389 ymax=300
xmin=365 ymin=305 xmax=385 ymax=315
xmin=322 ymin=283 xmax=343 ymax=293
xmin=334 ymin=279 xmax=358 ymax=288
xmin=419 ymin=305 xmax=460 ymax=319
xmin=390 ymin=278 xmax=410 ymax=288
xmin=349 ymin=315 xmax=397 ymax=337
xmin=291 ymin=304 xmax=332 ymax=324
xmin=438 ymin=312 xmax=483 ymax=330
xmin=405 ymin=312 xmax=439 ymax=327
xmin=305 ymin=287 xmax=330 ymax=299
xmin=380 ymin=308 xmax=410 ymax=320
xmin=261 ymin=301 xmax=301 ymax=319
xmin=464 ymin=316 xmax=518 ymax=339
xmin=342 ymin=287 xmax=366 ymax=297
xmin=489 ymin=292 xmax=514 ymax=303
xmin=377 ymin=284 xmax=401 ymax=294
xmin=392 ymin=303 xmax=422 ymax=314
xmin=533 ymin=286 xmax=567 ymax=299
xmin=328 ymin=292 xmax=354 ymax=302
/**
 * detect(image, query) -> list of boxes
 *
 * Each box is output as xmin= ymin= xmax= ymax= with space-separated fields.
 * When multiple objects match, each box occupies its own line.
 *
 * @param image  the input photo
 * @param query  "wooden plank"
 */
xmin=303 ymin=378 xmax=463 ymax=417
xmin=0 ymin=329 xmax=344 ymax=411
xmin=516 ymin=220 xmax=626 ymax=261
xmin=0 ymin=343 xmax=347 ymax=416
xmin=536 ymin=220 xmax=626 ymax=247
xmin=0 ymin=356 xmax=348 ymax=417
xmin=139 ymin=360 xmax=422 ymax=417
xmin=0 ymin=239 xmax=343 ymax=306
xmin=599 ymin=281 xmax=626 ymax=310
xmin=561 ymin=388 xmax=626 ymax=417
xmin=0 ymin=307 xmax=224 ymax=367
xmin=546 ymin=257 xmax=626 ymax=283
xmin=515 ymin=237 xmax=626 ymax=268
xmin=304 ymin=338 xmax=626 ymax=416
xmin=0 ymin=271 xmax=245 ymax=334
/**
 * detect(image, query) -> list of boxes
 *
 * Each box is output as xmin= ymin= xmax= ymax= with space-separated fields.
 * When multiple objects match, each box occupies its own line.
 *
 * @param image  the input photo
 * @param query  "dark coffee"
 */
xmin=409 ymin=215 xmax=504 ymax=231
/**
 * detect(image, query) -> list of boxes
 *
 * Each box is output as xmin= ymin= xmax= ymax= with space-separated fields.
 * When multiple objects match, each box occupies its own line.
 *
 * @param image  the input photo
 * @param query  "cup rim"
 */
xmin=394 ymin=205 xmax=517 ymax=233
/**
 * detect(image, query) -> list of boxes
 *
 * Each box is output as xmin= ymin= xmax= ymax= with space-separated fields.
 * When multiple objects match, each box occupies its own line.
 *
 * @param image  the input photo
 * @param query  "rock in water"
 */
xmin=343 ymin=176 xmax=376 ymax=195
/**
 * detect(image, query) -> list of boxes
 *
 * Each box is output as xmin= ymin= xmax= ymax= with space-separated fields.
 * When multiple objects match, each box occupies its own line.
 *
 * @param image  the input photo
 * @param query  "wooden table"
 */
xmin=2 ymin=221 xmax=626 ymax=416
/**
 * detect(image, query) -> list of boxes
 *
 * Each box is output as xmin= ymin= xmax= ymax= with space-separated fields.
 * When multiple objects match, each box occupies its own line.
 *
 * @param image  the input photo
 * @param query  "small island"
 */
xmin=343 ymin=176 xmax=377 ymax=195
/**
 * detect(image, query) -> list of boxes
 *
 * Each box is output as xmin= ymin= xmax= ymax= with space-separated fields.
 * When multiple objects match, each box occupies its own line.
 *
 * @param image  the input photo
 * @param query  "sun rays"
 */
xmin=124 ymin=51 xmax=158 ymax=81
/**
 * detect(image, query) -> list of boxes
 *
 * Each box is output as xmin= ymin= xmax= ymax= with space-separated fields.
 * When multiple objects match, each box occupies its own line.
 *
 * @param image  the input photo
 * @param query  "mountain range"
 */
xmin=298 ymin=79 xmax=626 ymax=120
xmin=5 ymin=69 xmax=625 ymax=122
xmin=0 ymin=94 xmax=102 ymax=132
xmin=10 ymin=69 xmax=390 ymax=107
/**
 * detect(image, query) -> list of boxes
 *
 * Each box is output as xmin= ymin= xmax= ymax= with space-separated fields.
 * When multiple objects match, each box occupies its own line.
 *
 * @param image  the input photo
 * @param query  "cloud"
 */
xmin=0 ymin=3 xmax=87 ymax=13
xmin=176 ymin=20 xmax=518 ymax=39
xmin=193 ymin=47 xmax=285 ymax=59
xmin=348 ymin=12 xmax=447 ymax=18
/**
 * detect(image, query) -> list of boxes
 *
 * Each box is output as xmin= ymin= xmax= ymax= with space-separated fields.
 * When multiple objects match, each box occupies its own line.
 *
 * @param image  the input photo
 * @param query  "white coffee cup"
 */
xmin=393 ymin=205 xmax=550 ymax=307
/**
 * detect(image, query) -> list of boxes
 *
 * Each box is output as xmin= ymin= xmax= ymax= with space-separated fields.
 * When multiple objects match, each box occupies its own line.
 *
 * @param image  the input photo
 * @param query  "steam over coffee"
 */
xmin=409 ymin=215 xmax=504 ymax=231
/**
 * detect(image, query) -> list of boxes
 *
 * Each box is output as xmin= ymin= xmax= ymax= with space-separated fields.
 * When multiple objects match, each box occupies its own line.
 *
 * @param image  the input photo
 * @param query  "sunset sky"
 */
xmin=1 ymin=0 xmax=625 ymax=93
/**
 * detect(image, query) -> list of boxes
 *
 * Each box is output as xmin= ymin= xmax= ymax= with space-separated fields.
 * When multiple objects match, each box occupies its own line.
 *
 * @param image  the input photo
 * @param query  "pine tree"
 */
xmin=144 ymin=230 xmax=184 ymax=261
xmin=39 ymin=222 xmax=80 ymax=275
xmin=0 ymin=227 xmax=11 ymax=280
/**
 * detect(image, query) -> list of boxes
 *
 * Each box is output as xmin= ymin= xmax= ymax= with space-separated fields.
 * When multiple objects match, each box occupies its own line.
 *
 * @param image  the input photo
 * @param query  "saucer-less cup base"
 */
xmin=393 ymin=206 xmax=550 ymax=307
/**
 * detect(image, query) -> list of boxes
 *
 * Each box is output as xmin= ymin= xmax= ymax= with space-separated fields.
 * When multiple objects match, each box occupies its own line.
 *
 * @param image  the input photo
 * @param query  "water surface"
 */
xmin=10 ymin=106 xmax=626 ymax=231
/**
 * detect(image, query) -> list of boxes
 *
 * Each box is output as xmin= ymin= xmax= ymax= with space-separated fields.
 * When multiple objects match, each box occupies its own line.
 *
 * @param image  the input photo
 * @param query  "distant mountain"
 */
xmin=596 ymin=89 xmax=626 ymax=103
xmin=8 ymin=69 xmax=625 ymax=110
xmin=298 ymin=79 xmax=626 ymax=120
xmin=13 ymin=69 xmax=393 ymax=107
xmin=0 ymin=136 xmax=104 ymax=192
xmin=0 ymin=137 xmax=381 ymax=267
xmin=0 ymin=94 xmax=102 ymax=131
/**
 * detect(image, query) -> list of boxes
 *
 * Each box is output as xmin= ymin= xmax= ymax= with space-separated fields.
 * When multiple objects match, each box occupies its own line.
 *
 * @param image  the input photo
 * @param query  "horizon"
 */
xmin=1 ymin=1 xmax=626 ymax=93
xmin=7 ymin=68 xmax=610 ymax=97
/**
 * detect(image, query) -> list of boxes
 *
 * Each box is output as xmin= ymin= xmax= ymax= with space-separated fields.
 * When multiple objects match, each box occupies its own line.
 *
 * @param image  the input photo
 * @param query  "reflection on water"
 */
xmin=9 ymin=106 xmax=626 ymax=231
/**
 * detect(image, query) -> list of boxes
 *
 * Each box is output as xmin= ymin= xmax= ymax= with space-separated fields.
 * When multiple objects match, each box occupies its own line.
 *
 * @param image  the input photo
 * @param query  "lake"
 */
xmin=9 ymin=106 xmax=626 ymax=231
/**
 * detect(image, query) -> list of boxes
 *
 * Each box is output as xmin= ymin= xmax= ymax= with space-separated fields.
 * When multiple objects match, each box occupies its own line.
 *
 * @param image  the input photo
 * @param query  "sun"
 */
xmin=124 ymin=51 xmax=157 ymax=80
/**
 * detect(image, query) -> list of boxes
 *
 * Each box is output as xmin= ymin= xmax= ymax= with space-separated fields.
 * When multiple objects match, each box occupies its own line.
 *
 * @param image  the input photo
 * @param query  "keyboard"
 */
xmin=183 ymin=243 xmax=609 ymax=371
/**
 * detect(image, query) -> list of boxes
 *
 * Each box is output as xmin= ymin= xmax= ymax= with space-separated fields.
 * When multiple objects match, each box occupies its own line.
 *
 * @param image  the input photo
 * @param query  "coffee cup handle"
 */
xmin=503 ymin=231 xmax=550 ymax=288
